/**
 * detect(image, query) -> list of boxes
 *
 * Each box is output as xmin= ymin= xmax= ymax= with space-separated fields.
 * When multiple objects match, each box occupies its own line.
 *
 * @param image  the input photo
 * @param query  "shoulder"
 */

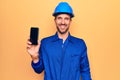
xmin=41 ymin=35 xmax=55 ymax=44
xmin=70 ymin=36 xmax=85 ymax=43
xmin=70 ymin=36 xmax=87 ymax=47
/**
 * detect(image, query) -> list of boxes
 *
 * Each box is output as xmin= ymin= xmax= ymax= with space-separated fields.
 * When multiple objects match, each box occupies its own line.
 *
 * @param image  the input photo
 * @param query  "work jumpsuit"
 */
xmin=32 ymin=33 xmax=92 ymax=80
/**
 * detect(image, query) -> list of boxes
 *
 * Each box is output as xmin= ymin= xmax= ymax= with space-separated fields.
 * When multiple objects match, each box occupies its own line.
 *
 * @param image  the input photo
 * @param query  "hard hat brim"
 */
xmin=53 ymin=12 xmax=74 ymax=18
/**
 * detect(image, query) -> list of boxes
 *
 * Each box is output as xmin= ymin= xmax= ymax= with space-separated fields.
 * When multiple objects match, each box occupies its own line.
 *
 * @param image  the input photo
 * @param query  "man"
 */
xmin=27 ymin=2 xmax=92 ymax=80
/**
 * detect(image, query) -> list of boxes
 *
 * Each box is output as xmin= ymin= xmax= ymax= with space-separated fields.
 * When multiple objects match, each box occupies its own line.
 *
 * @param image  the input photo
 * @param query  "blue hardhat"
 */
xmin=53 ymin=2 xmax=74 ymax=18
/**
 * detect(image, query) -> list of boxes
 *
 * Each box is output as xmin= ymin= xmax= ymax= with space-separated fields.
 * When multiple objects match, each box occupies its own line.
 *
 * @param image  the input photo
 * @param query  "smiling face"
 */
xmin=54 ymin=14 xmax=72 ymax=34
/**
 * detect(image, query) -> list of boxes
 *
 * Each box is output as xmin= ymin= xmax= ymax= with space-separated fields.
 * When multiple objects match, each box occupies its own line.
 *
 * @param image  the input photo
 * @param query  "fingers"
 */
xmin=26 ymin=39 xmax=40 ymax=58
xmin=26 ymin=39 xmax=40 ymax=49
xmin=37 ymin=40 xmax=40 ymax=45
xmin=27 ymin=39 xmax=32 ymax=49
xmin=27 ymin=39 xmax=32 ymax=44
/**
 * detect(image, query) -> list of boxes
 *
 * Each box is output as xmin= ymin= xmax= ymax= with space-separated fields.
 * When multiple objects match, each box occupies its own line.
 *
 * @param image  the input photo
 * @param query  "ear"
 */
xmin=54 ymin=17 xmax=57 ymax=22
xmin=70 ymin=18 xmax=72 ymax=21
xmin=69 ymin=19 xmax=72 ymax=24
xmin=54 ymin=17 xmax=56 ymax=21
xmin=54 ymin=16 xmax=57 ymax=20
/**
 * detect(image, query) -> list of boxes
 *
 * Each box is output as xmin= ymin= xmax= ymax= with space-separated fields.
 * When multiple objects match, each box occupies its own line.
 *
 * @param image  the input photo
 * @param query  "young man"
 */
xmin=27 ymin=2 xmax=92 ymax=80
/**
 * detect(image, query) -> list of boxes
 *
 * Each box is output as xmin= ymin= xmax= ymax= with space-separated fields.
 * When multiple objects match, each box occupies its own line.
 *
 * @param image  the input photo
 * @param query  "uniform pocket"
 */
xmin=71 ymin=54 xmax=80 ymax=70
xmin=70 ymin=55 xmax=81 ymax=80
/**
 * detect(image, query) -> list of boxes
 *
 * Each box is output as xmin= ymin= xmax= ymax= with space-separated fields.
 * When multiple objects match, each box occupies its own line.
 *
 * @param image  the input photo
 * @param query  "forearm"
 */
xmin=80 ymin=42 xmax=92 ymax=80
xmin=31 ymin=52 xmax=39 ymax=63
xmin=31 ymin=57 xmax=44 ymax=74
xmin=31 ymin=51 xmax=44 ymax=74
xmin=81 ymin=67 xmax=92 ymax=80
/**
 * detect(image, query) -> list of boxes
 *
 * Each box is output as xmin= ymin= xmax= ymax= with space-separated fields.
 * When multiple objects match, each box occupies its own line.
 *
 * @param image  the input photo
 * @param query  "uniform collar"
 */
xmin=52 ymin=32 xmax=74 ymax=43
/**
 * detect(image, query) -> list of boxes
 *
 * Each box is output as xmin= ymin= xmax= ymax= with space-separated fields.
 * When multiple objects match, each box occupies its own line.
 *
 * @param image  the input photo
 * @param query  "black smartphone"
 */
xmin=30 ymin=27 xmax=39 ymax=45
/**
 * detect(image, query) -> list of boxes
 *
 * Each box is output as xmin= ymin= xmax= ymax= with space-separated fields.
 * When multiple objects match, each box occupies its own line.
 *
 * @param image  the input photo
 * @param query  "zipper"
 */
xmin=60 ymin=39 xmax=68 ymax=80
xmin=60 ymin=42 xmax=64 ymax=80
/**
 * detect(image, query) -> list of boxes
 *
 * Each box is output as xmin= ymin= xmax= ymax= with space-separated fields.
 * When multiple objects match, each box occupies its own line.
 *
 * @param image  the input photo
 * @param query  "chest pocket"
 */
xmin=71 ymin=54 xmax=80 ymax=71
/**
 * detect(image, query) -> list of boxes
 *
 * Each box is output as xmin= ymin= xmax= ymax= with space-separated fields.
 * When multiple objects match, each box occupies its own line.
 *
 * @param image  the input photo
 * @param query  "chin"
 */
xmin=59 ymin=31 xmax=67 ymax=34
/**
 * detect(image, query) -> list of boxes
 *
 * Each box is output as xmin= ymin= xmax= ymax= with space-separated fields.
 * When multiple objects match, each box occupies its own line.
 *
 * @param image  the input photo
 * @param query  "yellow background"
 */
xmin=0 ymin=0 xmax=120 ymax=80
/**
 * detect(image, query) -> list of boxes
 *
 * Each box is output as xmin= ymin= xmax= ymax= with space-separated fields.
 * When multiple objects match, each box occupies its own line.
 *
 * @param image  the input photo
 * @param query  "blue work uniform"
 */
xmin=31 ymin=32 xmax=92 ymax=80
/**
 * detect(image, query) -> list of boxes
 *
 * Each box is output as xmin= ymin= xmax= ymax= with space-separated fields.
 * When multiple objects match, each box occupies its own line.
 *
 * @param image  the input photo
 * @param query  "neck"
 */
xmin=58 ymin=32 xmax=69 ymax=42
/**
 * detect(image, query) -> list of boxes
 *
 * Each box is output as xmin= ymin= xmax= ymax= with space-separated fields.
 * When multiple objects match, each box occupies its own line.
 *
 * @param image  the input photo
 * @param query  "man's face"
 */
xmin=54 ymin=14 xmax=71 ymax=34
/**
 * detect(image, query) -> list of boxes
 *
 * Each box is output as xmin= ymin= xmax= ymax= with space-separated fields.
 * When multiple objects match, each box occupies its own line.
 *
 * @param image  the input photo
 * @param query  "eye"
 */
xmin=57 ymin=17 xmax=62 ymax=20
xmin=65 ymin=17 xmax=70 ymax=21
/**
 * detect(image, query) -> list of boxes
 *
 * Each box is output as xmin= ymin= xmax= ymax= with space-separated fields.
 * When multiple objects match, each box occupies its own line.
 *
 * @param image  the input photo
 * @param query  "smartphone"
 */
xmin=30 ymin=27 xmax=39 ymax=45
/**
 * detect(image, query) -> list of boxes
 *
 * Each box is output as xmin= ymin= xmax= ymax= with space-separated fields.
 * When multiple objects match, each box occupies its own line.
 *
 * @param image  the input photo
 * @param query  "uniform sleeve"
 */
xmin=31 ymin=40 xmax=44 ymax=74
xmin=80 ymin=40 xmax=92 ymax=80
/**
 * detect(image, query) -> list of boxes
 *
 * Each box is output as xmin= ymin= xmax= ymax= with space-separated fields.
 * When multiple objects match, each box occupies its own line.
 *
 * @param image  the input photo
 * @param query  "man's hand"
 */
xmin=27 ymin=39 xmax=40 ymax=63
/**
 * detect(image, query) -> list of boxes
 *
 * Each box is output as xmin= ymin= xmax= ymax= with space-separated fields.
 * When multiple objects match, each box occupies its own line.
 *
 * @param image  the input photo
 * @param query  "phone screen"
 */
xmin=30 ymin=27 xmax=39 ymax=45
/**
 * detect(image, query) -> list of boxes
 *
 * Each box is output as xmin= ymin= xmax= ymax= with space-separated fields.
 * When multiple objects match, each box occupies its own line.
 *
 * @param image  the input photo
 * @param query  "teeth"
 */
xmin=61 ymin=26 xmax=65 ymax=29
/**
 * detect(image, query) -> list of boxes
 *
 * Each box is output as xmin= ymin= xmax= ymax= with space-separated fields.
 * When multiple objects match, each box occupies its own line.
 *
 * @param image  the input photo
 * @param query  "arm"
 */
xmin=80 ymin=41 xmax=92 ymax=80
xmin=27 ymin=39 xmax=44 ymax=74
xmin=31 ymin=48 xmax=44 ymax=74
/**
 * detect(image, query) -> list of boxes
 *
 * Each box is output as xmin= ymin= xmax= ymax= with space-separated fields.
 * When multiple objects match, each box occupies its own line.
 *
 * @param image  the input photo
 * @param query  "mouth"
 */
xmin=59 ymin=24 xmax=67 ymax=28
xmin=57 ymin=24 xmax=69 ymax=34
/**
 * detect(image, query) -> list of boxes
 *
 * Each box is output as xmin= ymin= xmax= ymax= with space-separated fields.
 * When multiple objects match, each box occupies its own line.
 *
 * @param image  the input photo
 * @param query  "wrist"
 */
xmin=31 ymin=53 xmax=39 ymax=63
xmin=33 ymin=58 xmax=39 ymax=63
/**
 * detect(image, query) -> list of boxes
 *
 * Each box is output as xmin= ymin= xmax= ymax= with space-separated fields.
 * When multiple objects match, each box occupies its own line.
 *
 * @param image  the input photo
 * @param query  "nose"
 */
xmin=61 ymin=19 xmax=65 ymax=24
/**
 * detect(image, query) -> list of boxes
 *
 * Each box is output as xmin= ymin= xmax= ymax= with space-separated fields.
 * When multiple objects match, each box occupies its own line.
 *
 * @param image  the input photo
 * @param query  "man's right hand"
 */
xmin=27 ymin=39 xmax=40 ymax=63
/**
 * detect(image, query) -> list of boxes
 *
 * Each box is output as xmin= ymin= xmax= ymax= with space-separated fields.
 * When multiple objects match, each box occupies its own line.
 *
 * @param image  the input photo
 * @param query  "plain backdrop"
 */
xmin=0 ymin=0 xmax=120 ymax=80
